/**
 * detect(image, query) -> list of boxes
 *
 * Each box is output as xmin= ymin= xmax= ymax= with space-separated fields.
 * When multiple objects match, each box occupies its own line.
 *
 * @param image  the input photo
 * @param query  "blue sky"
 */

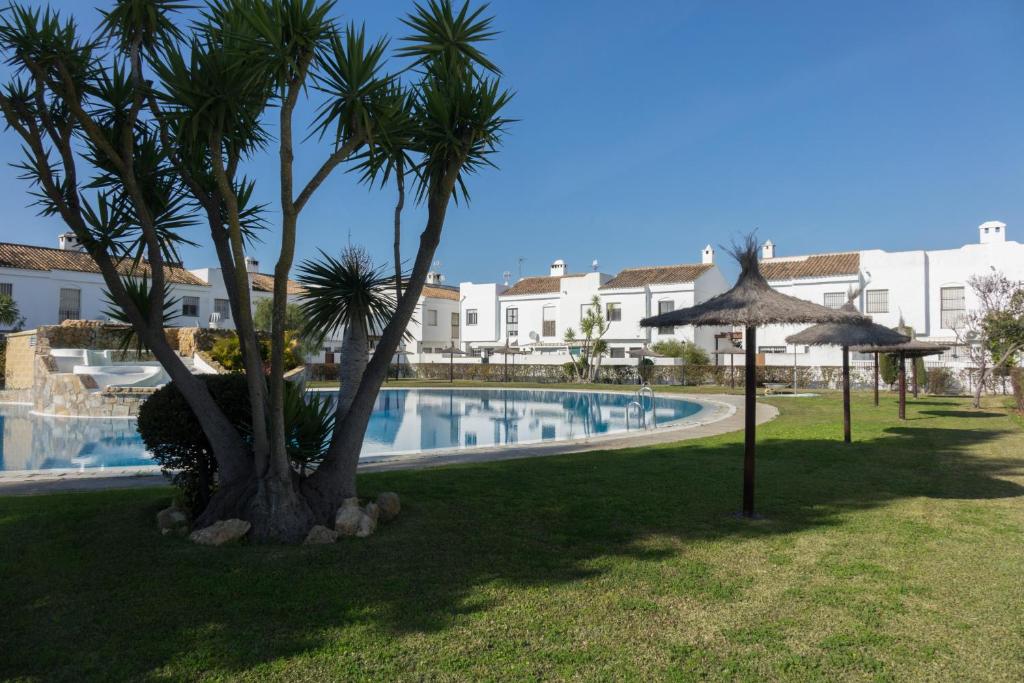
xmin=0 ymin=0 xmax=1022 ymax=284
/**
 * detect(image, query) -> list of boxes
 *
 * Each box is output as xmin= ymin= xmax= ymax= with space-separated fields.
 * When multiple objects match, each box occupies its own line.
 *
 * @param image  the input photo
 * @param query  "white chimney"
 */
xmin=702 ymin=244 xmax=714 ymax=264
xmin=979 ymin=220 xmax=1006 ymax=244
xmin=58 ymin=232 xmax=84 ymax=251
xmin=244 ymin=256 xmax=260 ymax=273
xmin=550 ymin=259 xmax=566 ymax=277
xmin=426 ymin=271 xmax=443 ymax=285
xmin=761 ymin=239 xmax=775 ymax=260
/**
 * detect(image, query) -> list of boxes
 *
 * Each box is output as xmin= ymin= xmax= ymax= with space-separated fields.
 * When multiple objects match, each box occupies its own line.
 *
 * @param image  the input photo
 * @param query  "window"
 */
xmin=426 ymin=309 xmax=437 ymax=326
xmin=940 ymin=286 xmax=965 ymax=329
xmin=58 ymin=288 xmax=81 ymax=321
xmin=605 ymin=302 xmax=621 ymax=322
xmin=542 ymin=305 xmax=556 ymax=337
xmin=865 ymin=289 xmax=888 ymax=314
xmin=451 ymin=312 xmax=460 ymax=338
xmin=505 ymin=307 xmax=518 ymax=338
xmin=758 ymin=346 xmax=787 ymax=354
xmin=465 ymin=309 xmax=478 ymax=326
xmin=182 ymin=296 xmax=200 ymax=318
xmin=610 ymin=347 xmax=625 ymax=358
xmin=0 ymin=282 xmax=11 ymax=297
xmin=657 ymin=300 xmax=674 ymax=335
xmin=823 ymin=292 xmax=845 ymax=309
xmin=214 ymin=298 xmax=231 ymax=321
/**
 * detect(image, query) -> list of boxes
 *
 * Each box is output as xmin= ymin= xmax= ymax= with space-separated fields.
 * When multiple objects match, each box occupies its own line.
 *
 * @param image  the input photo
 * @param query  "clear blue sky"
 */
xmin=1 ymin=0 xmax=1022 ymax=284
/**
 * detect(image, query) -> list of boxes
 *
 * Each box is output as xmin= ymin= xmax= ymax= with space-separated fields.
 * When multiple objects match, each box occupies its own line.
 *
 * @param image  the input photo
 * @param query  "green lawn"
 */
xmin=2 ymin=392 xmax=1023 ymax=681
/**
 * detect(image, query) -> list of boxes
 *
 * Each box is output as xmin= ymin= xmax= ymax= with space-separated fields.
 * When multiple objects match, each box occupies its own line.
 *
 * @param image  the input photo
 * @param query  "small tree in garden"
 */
xmin=955 ymin=273 xmax=1024 ymax=408
xmin=564 ymin=295 xmax=609 ymax=382
xmin=0 ymin=294 xmax=24 ymax=329
xmin=0 ymin=0 xmax=511 ymax=542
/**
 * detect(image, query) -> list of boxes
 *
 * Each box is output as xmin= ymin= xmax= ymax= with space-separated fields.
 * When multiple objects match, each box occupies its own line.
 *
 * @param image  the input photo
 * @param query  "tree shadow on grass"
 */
xmin=918 ymin=410 xmax=1004 ymax=419
xmin=1 ymin=409 xmax=1023 ymax=680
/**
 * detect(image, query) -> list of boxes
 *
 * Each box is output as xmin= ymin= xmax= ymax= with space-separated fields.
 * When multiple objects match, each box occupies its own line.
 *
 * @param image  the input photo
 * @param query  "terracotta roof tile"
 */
xmin=422 ymin=284 xmax=460 ymax=301
xmin=0 ymin=242 xmax=208 ymax=286
xmin=600 ymin=263 xmax=713 ymax=289
xmin=250 ymin=272 xmax=306 ymax=296
xmin=760 ymin=252 xmax=860 ymax=281
xmin=501 ymin=274 xmax=584 ymax=296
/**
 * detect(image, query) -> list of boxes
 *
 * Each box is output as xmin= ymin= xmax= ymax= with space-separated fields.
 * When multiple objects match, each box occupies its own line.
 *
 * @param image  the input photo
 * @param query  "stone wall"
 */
xmin=31 ymin=355 xmax=157 ymax=417
xmin=3 ymin=330 xmax=36 ymax=390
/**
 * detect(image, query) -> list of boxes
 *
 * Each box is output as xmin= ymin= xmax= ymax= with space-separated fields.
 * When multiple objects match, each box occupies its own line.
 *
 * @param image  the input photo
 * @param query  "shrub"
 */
xmin=926 ymin=367 xmax=955 ymax=395
xmin=880 ymin=353 xmax=898 ymax=386
xmin=138 ymin=375 xmax=333 ymax=515
xmin=209 ymin=332 xmax=303 ymax=373
xmin=651 ymin=339 xmax=710 ymax=365
xmin=138 ymin=374 xmax=251 ymax=514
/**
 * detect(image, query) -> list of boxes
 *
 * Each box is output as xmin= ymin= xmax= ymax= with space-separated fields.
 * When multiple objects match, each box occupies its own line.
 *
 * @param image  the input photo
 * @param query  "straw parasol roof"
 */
xmin=641 ymin=235 xmax=865 ymax=328
xmin=438 ymin=345 xmax=466 ymax=355
xmin=850 ymin=340 xmax=949 ymax=358
xmin=786 ymin=303 xmax=910 ymax=347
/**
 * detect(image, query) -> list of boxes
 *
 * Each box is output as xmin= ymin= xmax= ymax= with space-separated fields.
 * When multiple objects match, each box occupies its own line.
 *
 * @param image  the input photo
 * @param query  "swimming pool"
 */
xmin=0 ymin=388 xmax=707 ymax=474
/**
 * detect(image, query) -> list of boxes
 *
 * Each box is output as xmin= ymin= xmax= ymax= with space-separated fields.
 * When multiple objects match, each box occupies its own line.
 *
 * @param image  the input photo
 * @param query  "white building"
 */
xmin=459 ymin=250 xmax=729 ymax=359
xmin=754 ymin=220 xmax=1024 ymax=366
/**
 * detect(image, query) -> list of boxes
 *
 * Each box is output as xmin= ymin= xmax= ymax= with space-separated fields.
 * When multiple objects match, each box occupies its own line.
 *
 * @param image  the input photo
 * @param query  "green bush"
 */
xmin=880 ymin=353 xmax=898 ymax=386
xmin=138 ymin=375 xmax=334 ymax=515
xmin=138 ymin=375 xmax=251 ymax=514
xmin=650 ymin=339 xmax=710 ymax=365
xmin=209 ymin=332 xmax=303 ymax=373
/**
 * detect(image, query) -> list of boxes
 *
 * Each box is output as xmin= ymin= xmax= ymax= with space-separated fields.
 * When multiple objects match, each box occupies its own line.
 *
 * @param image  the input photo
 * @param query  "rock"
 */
xmin=156 ymin=506 xmax=189 ymax=537
xmin=304 ymin=525 xmax=339 ymax=545
xmin=356 ymin=506 xmax=378 ymax=538
xmin=334 ymin=497 xmax=363 ymax=536
xmin=189 ymin=519 xmax=251 ymax=546
xmin=376 ymin=492 xmax=401 ymax=523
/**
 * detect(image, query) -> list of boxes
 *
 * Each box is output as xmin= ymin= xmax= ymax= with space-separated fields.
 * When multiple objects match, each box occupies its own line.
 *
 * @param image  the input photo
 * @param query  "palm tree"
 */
xmin=0 ymin=294 xmax=21 ymax=329
xmin=297 ymin=246 xmax=398 ymax=420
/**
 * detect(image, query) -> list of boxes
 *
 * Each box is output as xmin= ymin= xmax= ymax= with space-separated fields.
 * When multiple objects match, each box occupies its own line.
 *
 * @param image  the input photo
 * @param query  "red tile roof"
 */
xmin=501 ymin=274 xmax=584 ymax=296
xmin=422 ymin=284 xmax=460 ymax=301
xmin=250 ymin=272 xmax=307 ymax=296
xmin=0 ymin=242 xmax=208 ymax=286
xmin=760 ymin=253 xmax=860 ymax=281
xmin=600 ymin=263 xmax=713 ymax=289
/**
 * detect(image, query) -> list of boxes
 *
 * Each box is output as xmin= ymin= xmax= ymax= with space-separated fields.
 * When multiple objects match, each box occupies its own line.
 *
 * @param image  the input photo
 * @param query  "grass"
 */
xmin=2 ymin=390 xmax=1023 ymax=681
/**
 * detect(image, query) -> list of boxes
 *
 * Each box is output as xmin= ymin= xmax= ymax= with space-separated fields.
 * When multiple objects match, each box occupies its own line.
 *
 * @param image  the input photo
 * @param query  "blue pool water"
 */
xmin=0 ymin=389 xmax=704 ymax=473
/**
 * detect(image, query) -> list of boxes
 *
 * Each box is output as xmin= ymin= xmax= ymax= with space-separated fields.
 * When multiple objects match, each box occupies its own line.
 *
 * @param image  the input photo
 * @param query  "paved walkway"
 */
xmin=0 ymin=394 xmax=777 ymax=496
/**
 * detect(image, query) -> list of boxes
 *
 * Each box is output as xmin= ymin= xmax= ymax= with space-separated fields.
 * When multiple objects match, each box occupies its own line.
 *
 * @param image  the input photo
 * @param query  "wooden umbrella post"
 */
xmin=911 ymin=357 xmax=919 ymax=398
xmin=730 ymin=354 xmax=735 ymax=389
xmin=449 ymin=350 xmax=454 ymax=383
xmin=743 ymin=325 xmax=757 ymax=518
xmin=842 ymin=344 xmax=851 ymax=443
xmin=873 ymin=351 xmax=879 ymax=407
xmin=898 ymin=351 xmax=907 ymax=420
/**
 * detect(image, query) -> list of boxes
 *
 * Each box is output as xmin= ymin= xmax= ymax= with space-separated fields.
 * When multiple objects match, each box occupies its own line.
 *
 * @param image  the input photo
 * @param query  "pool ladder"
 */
xmin=626 ymin=384 xmax=657 ymax=431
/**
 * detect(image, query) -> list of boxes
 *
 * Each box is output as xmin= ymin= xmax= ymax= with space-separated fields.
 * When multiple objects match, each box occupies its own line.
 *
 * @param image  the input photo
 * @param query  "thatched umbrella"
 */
xmin=851 ymin=339 xmax=948 ymax=420
xmin=641 ymin=235 xmax=863 ymax=517
xmin=786 ymin=303 xmax=909 ymax=443
xmin=627 ymin=346 xmax=665 ymax=385
xmin=438 ymin=345 xmax=466 ymax=383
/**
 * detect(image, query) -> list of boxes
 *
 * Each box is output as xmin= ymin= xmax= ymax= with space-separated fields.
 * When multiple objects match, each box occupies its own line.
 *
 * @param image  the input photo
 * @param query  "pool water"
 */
xmin=0 ymin=389 xmax=704 ymax=473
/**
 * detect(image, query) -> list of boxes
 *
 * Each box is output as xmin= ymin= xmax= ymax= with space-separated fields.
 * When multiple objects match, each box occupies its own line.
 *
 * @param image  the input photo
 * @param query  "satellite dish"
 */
xmin=592 ymin=259 xmax=599 ymax=272
xmin=529 ymin=331 xmax=540 ymax=342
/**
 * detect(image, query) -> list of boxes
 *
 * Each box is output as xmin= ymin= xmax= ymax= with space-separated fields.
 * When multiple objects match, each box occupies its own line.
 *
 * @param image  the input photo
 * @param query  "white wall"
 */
xmin=459 ymin=282 xmax=506 ymax=349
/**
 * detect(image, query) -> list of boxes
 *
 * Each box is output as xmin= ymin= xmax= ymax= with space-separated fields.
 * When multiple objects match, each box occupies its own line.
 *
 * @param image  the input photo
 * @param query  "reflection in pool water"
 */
xmin=0 ymin=389 xmax=704 ymax=473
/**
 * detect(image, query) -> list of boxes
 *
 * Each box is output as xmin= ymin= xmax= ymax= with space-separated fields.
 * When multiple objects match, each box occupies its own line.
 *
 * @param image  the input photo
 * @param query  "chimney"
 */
xmin=761 ymin=240 xmax=775 ymax=260
xmin=426 ymin=271 xmax=443 ymax=285
xmin=244 ymin=256 xmax=260 ymax=273
xmin=549 ymin=259 xmax=567 ymax=277
xmin=979 ymin=220 xmax=1006 ymax=244
xmin=702 ymin=244 xmax=714 ymax=264
xmin=58 ymin=232 xmax=84 ymax=251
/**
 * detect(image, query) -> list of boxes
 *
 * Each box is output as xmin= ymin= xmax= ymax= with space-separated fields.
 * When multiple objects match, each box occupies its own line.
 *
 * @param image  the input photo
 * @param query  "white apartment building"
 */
xmin=459 ymin=248 xmax=729 ymax=358
xmin=755 ymin=220 xmax=1024 ymax=366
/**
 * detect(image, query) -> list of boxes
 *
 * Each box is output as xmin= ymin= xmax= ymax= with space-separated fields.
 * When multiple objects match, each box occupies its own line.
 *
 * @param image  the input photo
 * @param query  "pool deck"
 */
xmin=0 ymin=394 xmax=777 ymax=496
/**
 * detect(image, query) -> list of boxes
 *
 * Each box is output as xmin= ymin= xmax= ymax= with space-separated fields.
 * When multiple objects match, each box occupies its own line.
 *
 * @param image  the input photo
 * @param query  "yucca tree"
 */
xmin=0 ymin=0 xmax=510 ymax=542
xmin=297 ymin=247 xmax=398 ymax=422
xmin=0 ymin=294 xmax=22 ymax=328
